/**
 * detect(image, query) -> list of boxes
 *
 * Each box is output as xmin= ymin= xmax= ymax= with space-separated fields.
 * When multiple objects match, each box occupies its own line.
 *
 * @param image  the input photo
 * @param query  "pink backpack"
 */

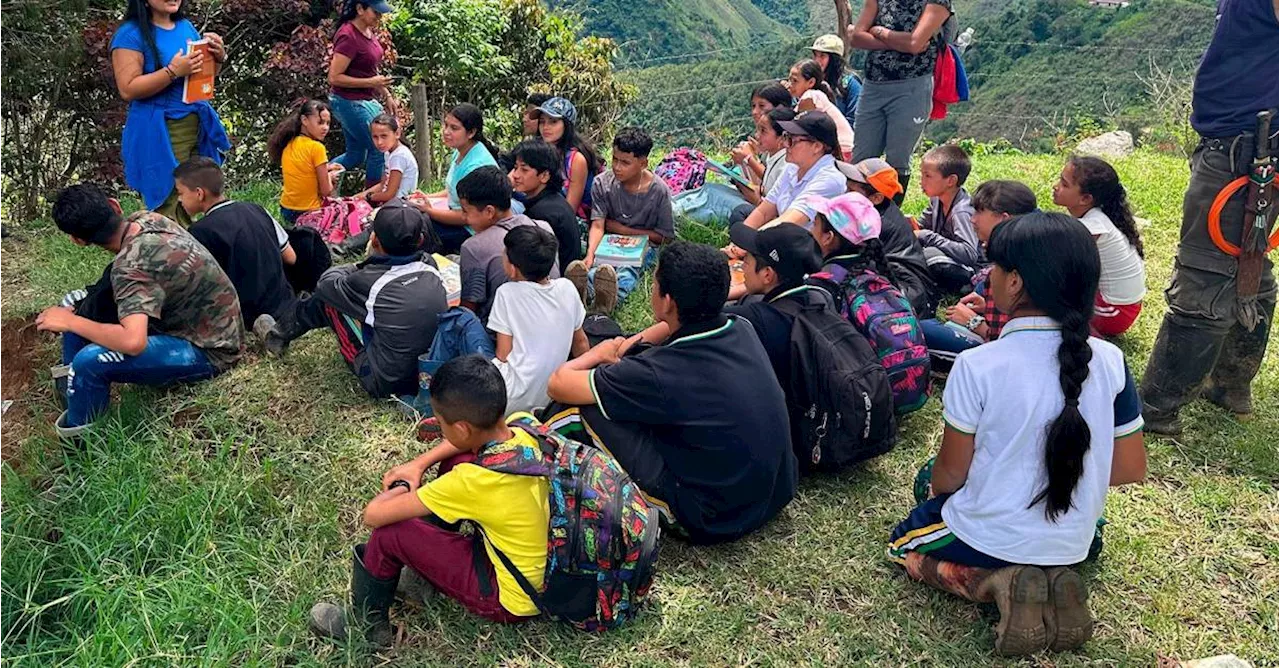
xmin=654 ymin=148 xmax=707 ymax=196
xmin=296 ymin=197 xmax=374 ymax=244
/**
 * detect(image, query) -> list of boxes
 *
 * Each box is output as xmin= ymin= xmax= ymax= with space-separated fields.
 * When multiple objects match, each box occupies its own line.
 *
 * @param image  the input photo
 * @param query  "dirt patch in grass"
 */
xmin=2 ymin=314 xmax=41 ymax=464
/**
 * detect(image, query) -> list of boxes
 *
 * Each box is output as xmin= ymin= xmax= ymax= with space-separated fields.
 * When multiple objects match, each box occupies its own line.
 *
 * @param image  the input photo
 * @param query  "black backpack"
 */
xmin=771 ymin=288 xmax=897 ymax=471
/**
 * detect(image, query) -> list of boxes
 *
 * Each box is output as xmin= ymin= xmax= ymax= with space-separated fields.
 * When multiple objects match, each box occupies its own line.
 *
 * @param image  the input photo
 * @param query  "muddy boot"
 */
xmin=309 ymin=544 xmax=399 ymax=647
xmin=1140 ymin=315 xmax=1226 ymax=436
xmin=252 ymin=314 xmax=290 ymax=357
xmin=54 ymin=411 xmax=90 ymax=449
xmin=565 ymin=260 xmax=590 ymax=308
xmin=1203 ymin=300 xmax=1274 ymax=418
xmin=50 ymin=364 xmax=71 ymax=411
xmin=593 ymin=264 xmax=619 ymax=315
xmin=1043 ymin=567 xmax=1092 ymax=652
xmin=977 ymin=566 xmax=1049 ymax=656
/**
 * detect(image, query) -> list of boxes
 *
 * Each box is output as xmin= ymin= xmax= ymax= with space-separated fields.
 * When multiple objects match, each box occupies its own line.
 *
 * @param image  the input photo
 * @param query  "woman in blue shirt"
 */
xmin=110 ymin=0 xmax=231 ymax=225
xmin=413 ymin=103 xmax=501 ymax=254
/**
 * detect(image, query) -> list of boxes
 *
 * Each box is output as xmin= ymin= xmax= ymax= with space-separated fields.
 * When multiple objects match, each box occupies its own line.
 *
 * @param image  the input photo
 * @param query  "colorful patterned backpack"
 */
xmin=654 ymin=147 xmax=707 ymax=195
xmin=475 ymin=413 xmax=662 ymax=631
xmin=295 ymin=196 xmax=374 ymax=244
xmin=810 ymin=264 xmax=932 ymax=415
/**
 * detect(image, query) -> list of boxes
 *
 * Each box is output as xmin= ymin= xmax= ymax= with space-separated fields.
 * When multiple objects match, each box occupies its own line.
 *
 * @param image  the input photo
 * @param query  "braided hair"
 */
xmin=1067 ymin=155 xmax=1144 ymax=258
xmin=986 ymin=211 xmax=1101 ymax=522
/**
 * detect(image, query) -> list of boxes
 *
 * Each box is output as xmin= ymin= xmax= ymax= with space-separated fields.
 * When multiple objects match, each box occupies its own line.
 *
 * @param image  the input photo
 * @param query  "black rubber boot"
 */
xmin=1140 ymin=315 xmax=1226 ymax=436
xmin=309 ymin=544 xmax=399 ymax=647
xmin=1204 ymin=298 xmax=1274 ymax=417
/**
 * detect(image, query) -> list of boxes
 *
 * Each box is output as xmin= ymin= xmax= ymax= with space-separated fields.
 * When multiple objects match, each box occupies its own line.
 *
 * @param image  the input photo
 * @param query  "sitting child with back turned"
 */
xmin=456 ymin=166 xmax=559 ymax=323
xmin=887 ymin=212 xmax=1146 ymax=657
xmin=915 ymin=144 xmax=979 ymax=294
xmin=568 ymin=126 xmax=675 ymax=314
xmin=309 ymin=356 xmax=549 ymax=645
xmin=489 ymin=225 xmax=590 ymax=414
xmin=176 ymin=157 xmax=298 ymax=329
xmin=1052 ymin=155 xmax=1146 ymax=336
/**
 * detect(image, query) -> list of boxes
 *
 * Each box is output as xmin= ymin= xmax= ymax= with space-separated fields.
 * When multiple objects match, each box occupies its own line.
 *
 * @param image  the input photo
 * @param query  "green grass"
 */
xmin=2 ymin=150 xmax=1277 ymax=666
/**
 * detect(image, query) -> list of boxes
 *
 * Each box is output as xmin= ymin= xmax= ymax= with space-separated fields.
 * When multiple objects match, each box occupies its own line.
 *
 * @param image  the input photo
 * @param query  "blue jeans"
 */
xmin=280 ymin=205 xmax=307 ymax=225
xmin=329 ymin=94 xmax=385 ymax=185
xmin=920 ymin=318 xmax=984 ymax=374
xmin=62 ymin=332 xmax=217 ymax=427
xmin=587 ymin=247 xmax=657 ymax=305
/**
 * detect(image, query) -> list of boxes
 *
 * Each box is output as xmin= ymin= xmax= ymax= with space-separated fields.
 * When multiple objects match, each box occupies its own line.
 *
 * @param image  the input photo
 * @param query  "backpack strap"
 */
xmin=475 ymin=526 xmax=550 ymax=617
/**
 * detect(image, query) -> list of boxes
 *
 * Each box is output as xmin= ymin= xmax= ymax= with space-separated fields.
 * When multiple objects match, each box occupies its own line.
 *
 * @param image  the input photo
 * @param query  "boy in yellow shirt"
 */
xmin=309 ymin=355 xmax=549 ymax=645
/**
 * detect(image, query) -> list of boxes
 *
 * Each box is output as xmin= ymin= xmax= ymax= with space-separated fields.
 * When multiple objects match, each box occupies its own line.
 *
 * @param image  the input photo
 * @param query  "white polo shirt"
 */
xmin=765 ymin=154 xmax=847 ymax=228
xmin=940 ymin=316 xmax=1143 ymax=566
xmin=1079 ymin=207 xmax=1146 ymax=306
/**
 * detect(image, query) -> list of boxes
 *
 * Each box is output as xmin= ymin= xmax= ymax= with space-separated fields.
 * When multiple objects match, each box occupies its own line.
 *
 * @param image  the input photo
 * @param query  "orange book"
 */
xmin=182 ymin=39 xmax=215 ymax=104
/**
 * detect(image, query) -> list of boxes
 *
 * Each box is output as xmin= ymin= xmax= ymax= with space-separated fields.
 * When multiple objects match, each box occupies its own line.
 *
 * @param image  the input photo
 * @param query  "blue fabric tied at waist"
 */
xmin=122 ymin=98 xmax=230 ymax=210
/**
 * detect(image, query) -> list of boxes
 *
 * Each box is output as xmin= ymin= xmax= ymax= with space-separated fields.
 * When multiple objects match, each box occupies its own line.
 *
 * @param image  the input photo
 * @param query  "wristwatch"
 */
xmin=964 ymin=314 xmax=986 ymax=332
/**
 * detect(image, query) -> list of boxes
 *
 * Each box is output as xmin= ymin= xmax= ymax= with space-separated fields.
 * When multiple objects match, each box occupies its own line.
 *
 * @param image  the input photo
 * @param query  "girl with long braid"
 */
xmin=886 ymin=212 xmax=1147 ymax=656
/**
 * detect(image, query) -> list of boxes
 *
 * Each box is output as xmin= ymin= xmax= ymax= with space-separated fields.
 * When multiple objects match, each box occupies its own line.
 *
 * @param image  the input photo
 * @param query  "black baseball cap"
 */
xmin=777 ymin=112 xmax=839 ymax=154
xmin=372 ymin=199 xmax=425 ymax=256
xmin=729 ymin=222 xmax=823 ymax=283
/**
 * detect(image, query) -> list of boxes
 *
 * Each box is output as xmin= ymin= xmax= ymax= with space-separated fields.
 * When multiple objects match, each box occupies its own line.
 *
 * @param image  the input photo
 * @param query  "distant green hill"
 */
xmin=545 ymin=0 xmax=799 ymax=66
xmin=615 ymin=0 xmax=1216 ymax=150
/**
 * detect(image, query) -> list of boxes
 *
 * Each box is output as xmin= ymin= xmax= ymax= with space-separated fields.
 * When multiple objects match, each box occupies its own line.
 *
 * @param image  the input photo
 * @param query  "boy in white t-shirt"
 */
xmin=489 ymin=225 xmax=590 ymax=413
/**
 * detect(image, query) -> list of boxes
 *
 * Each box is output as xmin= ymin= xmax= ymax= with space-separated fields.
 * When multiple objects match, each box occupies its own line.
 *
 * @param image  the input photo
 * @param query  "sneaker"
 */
xmin=252 ymin=314 xmax=289 ymax=357
xmin=50 ymin=364 xmax=71 ymax=411
xmin=416 ymin=416 xmax=442 ymax=442
xmin=1043 ymin=567 xmax=1092 ymax=652
xmin=593 ymin=264 xmax=619 ymax=315
xmin=565 ymin=260 xmax=590 ymax=307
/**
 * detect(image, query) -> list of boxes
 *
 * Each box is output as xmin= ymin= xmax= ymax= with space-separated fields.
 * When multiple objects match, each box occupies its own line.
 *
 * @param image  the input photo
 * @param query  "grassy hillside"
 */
xmin=2 ymin=151 xmax=1277 ymax=666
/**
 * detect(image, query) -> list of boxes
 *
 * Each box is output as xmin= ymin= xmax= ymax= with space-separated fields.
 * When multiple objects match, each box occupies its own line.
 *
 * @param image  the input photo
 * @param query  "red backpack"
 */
xmin=295 ymin=197 xmax=373 ymax=244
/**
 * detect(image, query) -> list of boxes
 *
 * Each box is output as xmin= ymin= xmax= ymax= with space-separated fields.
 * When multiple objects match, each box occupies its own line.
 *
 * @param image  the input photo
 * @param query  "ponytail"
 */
xmin=794 ymin=59 xmax=837 ymax=104
xmin=1068 ymin=155 xmax=1145 ymax=258
xmin=267 ymin=99 xmax=329 ymax=167
xmin=986 ymin=211 xmax=1101 ymax=522
xmin=448 ymin=103 xmax=501 ymax=161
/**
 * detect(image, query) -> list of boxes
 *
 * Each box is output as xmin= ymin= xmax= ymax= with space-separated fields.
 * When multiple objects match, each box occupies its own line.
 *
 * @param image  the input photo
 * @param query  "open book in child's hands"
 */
xmin=182 ymin=39 xmax=215 ymax=104
xmin=595 ymin=234 xmax=649 ymax=268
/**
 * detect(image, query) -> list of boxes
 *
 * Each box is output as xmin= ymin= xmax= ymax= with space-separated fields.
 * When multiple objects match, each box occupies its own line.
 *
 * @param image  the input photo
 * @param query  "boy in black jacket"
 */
xmin=509 ymin=139 xmax=581 ymax=272
xmin=176 ymin=157 xmax=298 ymax=327
xmin=256 ymin=202 xmax=448 ymax=399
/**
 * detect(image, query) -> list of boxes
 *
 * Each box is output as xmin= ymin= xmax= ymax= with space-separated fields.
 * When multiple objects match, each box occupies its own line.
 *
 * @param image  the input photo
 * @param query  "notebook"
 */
xmin=594 ymin=234 xmax=649 ymax=268
xmin=182 ymin=39 xmax=215 ymax=104
xmin=705 ymin=159 xmax=753 ymax=189
xmin=432 ymin=253 xmax=461 ymax=306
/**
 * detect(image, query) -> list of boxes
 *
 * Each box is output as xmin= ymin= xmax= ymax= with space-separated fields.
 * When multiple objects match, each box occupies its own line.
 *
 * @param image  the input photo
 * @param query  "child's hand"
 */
xmin=588 ymin=337 xmax=627 ymax=365
xmin=731 ymin=142 xmax=754 ymax=164
xmin=382 ymin=460 xmax=428 ymax=491
xmin=581 ymin=255 xmax=595 ymax=269
xmin=35 ymin=306 xmax=76 ymax=333
xmin=946 ymin=303 xmax=978 ymax=326
xmin=796 ymin=98 xmax=817 ymax=113
xmin=958 ymin=292 xmax=985 ymax=310
xmin=721 ymin=243 xmax=746 ymax=260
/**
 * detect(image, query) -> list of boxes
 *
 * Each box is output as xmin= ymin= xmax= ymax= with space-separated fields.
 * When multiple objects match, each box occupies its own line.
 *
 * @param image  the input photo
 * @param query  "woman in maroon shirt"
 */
xmin=328 ymin=0 xmax=396 ymax=187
